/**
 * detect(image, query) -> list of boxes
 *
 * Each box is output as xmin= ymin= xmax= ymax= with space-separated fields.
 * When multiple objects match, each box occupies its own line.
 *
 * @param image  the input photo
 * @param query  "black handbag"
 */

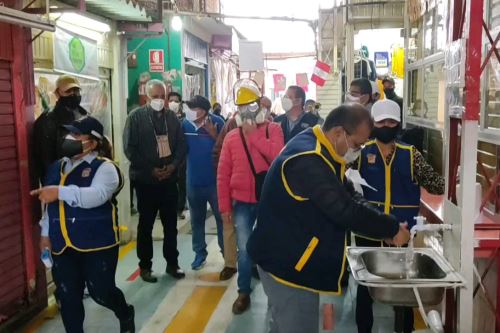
xmin=239 ymin=125 xmax=269 ymax=201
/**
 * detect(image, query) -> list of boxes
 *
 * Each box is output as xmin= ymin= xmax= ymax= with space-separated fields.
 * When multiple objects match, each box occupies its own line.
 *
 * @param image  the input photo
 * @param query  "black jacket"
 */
xmin=123 ymin=105 xmax=186 ymax=185
xmin=248 ymin=127 xmax=399 ymax=293
xmin=33 ymin=102 xmax=87 ymax=185
xmin=274 ymin=111 xmax=320 ymax=143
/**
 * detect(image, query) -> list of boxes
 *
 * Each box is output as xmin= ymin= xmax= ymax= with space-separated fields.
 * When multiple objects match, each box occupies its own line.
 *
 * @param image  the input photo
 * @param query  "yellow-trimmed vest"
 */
xmin=247 ymin=126 xmax=349 ymax=294
xmin=357 ymin=140 xmax=420 ymax=234
xmin=45 ymin=158 xmax=123 ymax=255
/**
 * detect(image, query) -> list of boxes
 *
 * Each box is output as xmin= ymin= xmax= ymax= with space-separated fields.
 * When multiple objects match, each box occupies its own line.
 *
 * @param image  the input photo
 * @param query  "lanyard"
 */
xmin=148 ymin=112 xmax=168 ymax=137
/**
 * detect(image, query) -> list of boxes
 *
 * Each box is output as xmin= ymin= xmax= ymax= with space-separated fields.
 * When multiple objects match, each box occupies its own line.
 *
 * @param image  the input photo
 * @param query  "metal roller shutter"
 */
xmin=0 ymin=60 xmax=26 ymax=319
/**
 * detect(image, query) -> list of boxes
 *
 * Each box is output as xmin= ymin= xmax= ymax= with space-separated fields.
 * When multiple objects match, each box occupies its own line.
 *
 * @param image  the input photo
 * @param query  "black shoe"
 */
xmin=166 ymin=266 xmax=186 ymax=279
xmin=140 ymin=269 xmax=158 ymax=283
xmin=120 ymin=305 xmax=135 ymax=333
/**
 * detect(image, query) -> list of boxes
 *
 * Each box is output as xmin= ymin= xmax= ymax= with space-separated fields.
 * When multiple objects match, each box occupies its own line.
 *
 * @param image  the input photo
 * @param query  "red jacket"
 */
xmin=217 ymin=121 xmax=284 ymax=214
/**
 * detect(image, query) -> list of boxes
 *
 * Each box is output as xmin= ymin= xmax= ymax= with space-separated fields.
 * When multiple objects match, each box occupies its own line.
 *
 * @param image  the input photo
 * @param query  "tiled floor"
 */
xmin=19 ymin=215 xmax=431 ymax=333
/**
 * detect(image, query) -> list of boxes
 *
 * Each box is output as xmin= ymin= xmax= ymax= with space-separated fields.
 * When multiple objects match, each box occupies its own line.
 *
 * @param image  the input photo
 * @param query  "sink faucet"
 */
xmin=410 ymin=216 xmax=452 ymax=235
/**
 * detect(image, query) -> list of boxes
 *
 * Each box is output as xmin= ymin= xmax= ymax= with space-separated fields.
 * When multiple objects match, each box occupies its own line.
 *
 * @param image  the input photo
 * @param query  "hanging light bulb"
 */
xmin=171 ymin=16 xmax=182 ymax=31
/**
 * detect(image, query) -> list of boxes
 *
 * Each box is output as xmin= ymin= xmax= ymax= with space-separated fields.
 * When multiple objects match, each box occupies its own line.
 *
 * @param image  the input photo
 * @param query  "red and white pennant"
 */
xmin=311 ymin=60 xmax=331 ymax=87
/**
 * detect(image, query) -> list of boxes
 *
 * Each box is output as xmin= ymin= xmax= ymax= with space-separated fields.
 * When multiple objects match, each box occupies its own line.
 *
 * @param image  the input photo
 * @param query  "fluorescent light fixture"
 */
xmin=171 ymin=15 xmax=182 ymax=31
xmin=60 ymin=12 xmax=111 ymax=33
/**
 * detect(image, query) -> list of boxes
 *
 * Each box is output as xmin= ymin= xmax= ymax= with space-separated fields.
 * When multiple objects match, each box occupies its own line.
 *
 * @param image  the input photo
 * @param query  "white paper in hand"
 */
xmin=345 ymin=169 xmax=378 ymax=195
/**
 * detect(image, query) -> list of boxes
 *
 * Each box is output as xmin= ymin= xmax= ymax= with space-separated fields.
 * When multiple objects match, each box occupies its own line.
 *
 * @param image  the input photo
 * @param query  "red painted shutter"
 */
xmin=0 ymin=60 xmax=26 ymax=318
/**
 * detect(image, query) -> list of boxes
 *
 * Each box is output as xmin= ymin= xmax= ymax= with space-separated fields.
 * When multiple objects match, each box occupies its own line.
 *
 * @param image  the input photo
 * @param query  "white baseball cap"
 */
xmin=371 ymin=99 xmax=401 ymax=122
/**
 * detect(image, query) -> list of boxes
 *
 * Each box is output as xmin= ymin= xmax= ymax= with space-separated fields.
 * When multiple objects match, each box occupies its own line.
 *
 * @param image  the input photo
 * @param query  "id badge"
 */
xmin=156 ymin=135 xmax=172 ymax=158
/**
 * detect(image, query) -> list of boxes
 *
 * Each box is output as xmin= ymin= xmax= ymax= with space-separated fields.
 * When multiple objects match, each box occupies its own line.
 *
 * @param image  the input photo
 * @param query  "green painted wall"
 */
xmin=127 ymin=25 xmax=183 ymax=111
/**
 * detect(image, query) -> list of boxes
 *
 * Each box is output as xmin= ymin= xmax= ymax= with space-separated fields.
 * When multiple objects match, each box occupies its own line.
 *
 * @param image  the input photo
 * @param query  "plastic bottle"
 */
xmin=41 ymin=247 xmax=53 ymax=268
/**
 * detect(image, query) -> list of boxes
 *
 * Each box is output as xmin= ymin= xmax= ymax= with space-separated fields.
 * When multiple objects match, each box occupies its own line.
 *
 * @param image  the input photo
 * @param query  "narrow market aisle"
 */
xmin=20 ymin=214 xmax=428 ymax=333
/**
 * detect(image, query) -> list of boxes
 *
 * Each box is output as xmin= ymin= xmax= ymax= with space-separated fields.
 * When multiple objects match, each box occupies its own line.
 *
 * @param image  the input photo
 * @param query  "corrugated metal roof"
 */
xmin=58 ymin=0 xmax=151 ymax=22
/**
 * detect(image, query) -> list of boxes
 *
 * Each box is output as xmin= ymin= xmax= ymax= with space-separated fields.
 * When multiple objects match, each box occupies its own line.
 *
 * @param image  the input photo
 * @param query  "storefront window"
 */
xmin=423 ymin=62 xmax=445 ymax=123
xmin=407 ymin=69 xmax=423 ymax=117
xmin=488 ymin=0 xmax=500 ymax=31
xmin=408 ymin=18 xmax=424 ymax=64
xmin=485 ymin=45 xmax=500 ymax=129
xmin=477 ymin=141 xmax=500 ymax=213
xmin=422 ymin=127 xmax=444 ymax=175
xmin=424 ymin=1 xmax=447 ymax=57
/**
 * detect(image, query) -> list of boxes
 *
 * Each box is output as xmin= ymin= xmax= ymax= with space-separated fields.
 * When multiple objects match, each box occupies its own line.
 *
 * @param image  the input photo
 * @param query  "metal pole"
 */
xmin=458 ymin=0 xmax=484 ymax=331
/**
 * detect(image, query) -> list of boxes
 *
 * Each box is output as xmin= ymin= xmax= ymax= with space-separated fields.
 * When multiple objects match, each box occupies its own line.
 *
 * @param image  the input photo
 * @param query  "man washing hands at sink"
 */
xmin=247 ymin=104 xmax=411 ymax=333
xmin=352 ymin=99 xmax=445 ymax=333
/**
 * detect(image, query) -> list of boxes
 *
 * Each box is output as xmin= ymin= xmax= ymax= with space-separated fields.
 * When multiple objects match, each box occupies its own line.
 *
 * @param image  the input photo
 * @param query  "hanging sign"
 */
xmin=149 ymin=49 xmax=165 ymax=72
xmin=374 ymin=52 xmax=389 ymax=68
xmin=311 ymin=60 xmax=331 ymax=87
xmin=273 ymin=74 xmax=286 ymax=92
xmin=296 ymin=73 xmax=309 ymax=92
xmin=239 ymin=41 xmax=264 ymax=71
xmin=54 ymin=27 xmax=98 ymax=79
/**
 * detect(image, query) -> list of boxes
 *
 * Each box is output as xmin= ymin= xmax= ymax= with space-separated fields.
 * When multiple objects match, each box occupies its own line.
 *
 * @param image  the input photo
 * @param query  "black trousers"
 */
xmin=354 ymin=237 xmax=414 ymax=333
xmin=177 ymin=163 xmax=187 ymax=214
xmin=52 ymin=247 xmax=130 ymax=333
xmin=136 ymin=182 xmax=179 ymax=270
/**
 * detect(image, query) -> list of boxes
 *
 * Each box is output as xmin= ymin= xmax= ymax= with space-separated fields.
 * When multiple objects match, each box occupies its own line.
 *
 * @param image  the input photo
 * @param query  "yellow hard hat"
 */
xmin=233 ymin=79 xmax=261 ymax=106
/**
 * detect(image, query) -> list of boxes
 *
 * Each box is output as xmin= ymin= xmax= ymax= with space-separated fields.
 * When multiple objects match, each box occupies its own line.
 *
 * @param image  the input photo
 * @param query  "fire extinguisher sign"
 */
xmin=149 ymin=49 xmax=164 ymax=72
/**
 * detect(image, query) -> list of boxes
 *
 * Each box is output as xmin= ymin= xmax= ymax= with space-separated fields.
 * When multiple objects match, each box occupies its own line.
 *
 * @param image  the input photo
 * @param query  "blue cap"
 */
xmin=63 ymin=116 xmax=104 ymax=139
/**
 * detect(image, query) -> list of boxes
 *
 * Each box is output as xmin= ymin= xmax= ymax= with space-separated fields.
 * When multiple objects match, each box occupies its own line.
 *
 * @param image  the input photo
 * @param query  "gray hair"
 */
xmin=146 ymin=79 xmax=166 ymax=98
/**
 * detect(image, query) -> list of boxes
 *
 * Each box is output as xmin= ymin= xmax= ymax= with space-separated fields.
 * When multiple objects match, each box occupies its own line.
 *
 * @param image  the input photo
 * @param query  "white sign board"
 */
xmin=239 ymin=41 xmax=264 ymax=71
xmin=53 ymin=27 xmax=98 ymax=79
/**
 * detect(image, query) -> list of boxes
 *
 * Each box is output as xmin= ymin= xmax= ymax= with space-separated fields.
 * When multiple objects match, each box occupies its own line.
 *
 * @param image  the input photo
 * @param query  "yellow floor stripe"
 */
xmin=198 ymin=272 xmax=222 ymax=282
xmin=414 ymin=308 xmax=426 ymax=329
xmin=119 ymin=241 xmax=136 ymax=261
xmin=163 ymin=286 xmax=227 ymax=333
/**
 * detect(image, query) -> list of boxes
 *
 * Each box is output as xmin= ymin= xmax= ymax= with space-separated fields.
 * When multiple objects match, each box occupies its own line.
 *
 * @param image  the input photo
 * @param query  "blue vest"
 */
xmin=45 ymin=158 xmax=123 ymax=255
xmin=248 ymin=126 xmax=348 ymax=294
xmin=358 ymin=141 xmax=420 ymax=232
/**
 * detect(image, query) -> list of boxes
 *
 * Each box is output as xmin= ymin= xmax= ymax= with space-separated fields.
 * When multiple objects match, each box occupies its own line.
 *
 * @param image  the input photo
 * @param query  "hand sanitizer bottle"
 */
xmin=41 ymin=247 xmax=53 ymax=268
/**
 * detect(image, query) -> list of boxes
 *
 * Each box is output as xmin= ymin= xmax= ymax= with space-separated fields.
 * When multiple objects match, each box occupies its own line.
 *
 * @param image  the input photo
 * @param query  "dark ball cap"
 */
xmin=186 ymin=95 xmax=211 ymax=113
xmin=63 ymin=116 xmax=104 ymax=140
xmin=382 ymin=76 xmax=395 ymax=85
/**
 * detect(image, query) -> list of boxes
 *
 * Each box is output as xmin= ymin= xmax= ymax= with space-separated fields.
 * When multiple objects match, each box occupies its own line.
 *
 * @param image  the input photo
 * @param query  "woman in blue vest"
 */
xmin=354 ymin=99 xmax=445 ymax=333
xmin=32 ymin=116 xmax=135 ymax=333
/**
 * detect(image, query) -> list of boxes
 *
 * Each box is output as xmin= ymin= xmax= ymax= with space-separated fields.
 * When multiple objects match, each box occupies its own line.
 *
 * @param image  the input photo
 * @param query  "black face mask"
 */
xmin=59 ymin=95 xmax=82 ymax=110
xmin=61 ymin=138 xmax=83 ymax=158
xmin=384 ymin=88 xmax=396 ymax=98
xmin=372 ymin=126 xmax=400 ymax=144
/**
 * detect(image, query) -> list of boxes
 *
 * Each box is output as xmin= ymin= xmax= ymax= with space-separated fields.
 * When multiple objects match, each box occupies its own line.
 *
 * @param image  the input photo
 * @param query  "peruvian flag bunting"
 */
xmin=311 ymin=60 xmax=331 ymax=87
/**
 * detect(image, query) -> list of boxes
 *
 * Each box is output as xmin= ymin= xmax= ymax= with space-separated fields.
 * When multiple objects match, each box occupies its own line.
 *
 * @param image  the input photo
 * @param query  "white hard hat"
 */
xmin=371 ymin=99 xmax=401 ymax=122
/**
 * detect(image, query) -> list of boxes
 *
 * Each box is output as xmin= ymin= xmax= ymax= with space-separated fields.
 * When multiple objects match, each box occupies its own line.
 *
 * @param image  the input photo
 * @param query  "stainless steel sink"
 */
xmin=347 ymin=247 xmax=465 ymax=307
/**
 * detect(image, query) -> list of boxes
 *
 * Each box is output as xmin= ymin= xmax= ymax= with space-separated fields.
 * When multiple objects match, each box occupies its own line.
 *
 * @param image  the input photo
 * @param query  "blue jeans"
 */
xmin=233 ymin=201 xmax=258 ymax=294
xmin=187 ymin=185 xmax=224 ymax=259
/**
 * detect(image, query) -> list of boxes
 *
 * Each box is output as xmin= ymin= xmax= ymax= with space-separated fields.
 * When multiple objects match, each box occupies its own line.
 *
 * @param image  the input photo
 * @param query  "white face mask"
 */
xmin=342 ymin=131 xmax=361 ymax=163
xmin=168 ymin=101 xmax=180 ymax=112
xmin=281 ymin=96 xmax=293 ymax=112
xmin=150 ymin=99 xmax=165 ymax=112
xmin=345 ymin=93 xmax=361 ymax=104
xmin=184 ymin=104 xmax=199 ymax=122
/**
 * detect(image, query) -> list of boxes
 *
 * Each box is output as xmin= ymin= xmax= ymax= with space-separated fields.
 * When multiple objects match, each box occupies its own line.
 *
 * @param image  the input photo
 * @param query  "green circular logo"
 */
xmin=68 ymin=37 xmax=85 ymax=73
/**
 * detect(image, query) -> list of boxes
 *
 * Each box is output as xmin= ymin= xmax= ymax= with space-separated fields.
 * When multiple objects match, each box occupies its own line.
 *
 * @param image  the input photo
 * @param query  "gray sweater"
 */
xmin=123 ymin=105 xmax=187 ymax=185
